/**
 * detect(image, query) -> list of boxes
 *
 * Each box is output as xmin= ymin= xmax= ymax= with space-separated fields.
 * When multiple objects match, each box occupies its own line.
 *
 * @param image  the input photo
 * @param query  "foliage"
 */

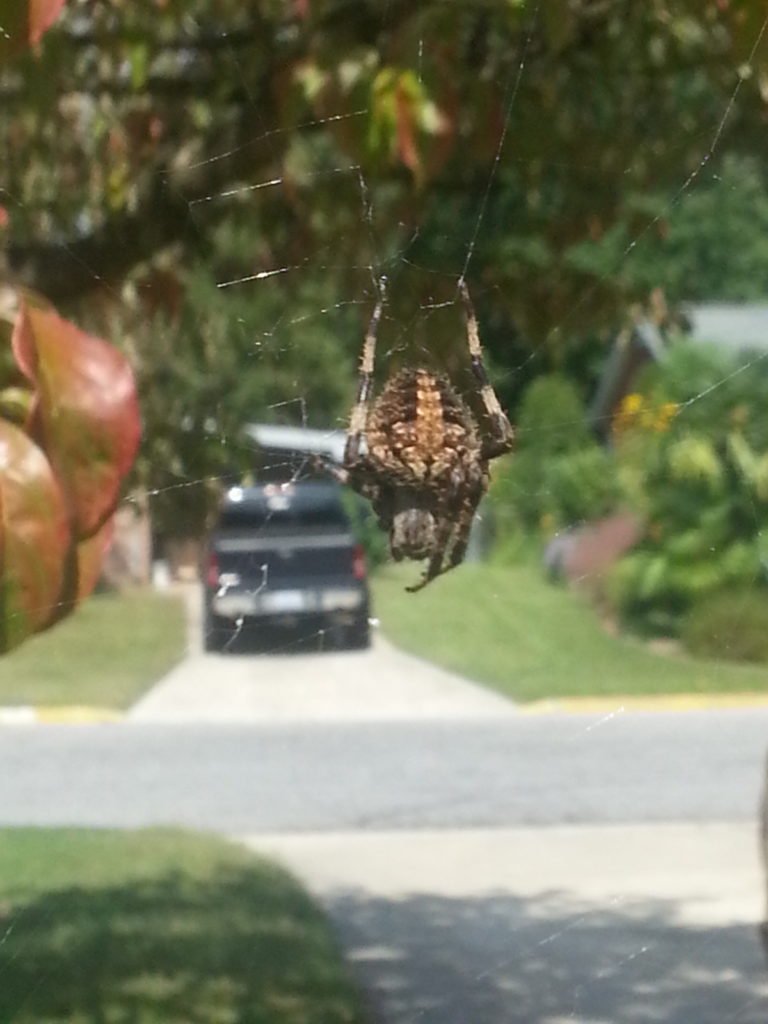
xmin=490 ymin=374 xmax=621 ymax=534
xmin=5 ymin=0 xmax=768 ymax=363
xmin=0 ymin=828 xmax=367 ymax=1024
xmin=110 ymin=262 xmax=358 ymax=538
xmin=611 ymin=341 xmax=768 ymax=635
xmin=545 ymin=445 xmax=624 ymax=527
xmin=515 ymin=374 xmax=593 ymax=457
xmin=342 ymin=490 xmax=389 ymax=569
xmin=681 ymin=587 xmax=768 ymax=664
xmin=570 ymin=155 xmax=768 ymax=304
xmin=372 ymin=562 xmax=768 ymax=701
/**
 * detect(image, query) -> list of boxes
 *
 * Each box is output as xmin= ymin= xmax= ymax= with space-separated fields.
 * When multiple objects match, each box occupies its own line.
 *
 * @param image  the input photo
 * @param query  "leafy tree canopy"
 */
xmin=4 ymin=0 xmax=768 ymax=342
xmin=5 ymin=0 xmax=768 ymax=533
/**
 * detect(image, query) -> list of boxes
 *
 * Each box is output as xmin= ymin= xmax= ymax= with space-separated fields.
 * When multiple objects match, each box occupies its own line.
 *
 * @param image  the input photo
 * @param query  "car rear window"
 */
xmin=215 ymin=486 xmax=351 ymax=532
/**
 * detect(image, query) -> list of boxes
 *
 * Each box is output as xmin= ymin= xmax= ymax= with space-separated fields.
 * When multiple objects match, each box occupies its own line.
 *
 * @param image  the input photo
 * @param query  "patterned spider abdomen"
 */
xmin=366 ymin=367 xmax=482 ymax=484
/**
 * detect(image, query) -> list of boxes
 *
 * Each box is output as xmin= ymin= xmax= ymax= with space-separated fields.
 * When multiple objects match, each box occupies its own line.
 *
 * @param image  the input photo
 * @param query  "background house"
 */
xmin=589 ymin=301 xmax=768 ymax=441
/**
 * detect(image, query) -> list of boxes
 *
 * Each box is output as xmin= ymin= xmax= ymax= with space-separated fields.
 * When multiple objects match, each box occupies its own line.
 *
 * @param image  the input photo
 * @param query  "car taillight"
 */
xmin=352 ymin=543 xmax=367 ymax=580
xmin=206 ymin=552 xmax=220 ymax=587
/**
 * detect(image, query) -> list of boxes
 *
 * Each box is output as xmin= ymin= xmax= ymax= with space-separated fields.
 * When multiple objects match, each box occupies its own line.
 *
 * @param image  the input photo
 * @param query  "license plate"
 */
xmin=214 ymin=593 xmax=258 ymax=618
xmin=320 ymin=589 xmax=363 ymax=611
xmin=262 ymin=590 xmax=307 ymax=613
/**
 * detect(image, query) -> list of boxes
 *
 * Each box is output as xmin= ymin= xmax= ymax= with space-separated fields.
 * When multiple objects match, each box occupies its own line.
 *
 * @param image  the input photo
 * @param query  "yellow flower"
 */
xmin=654 ymin=402 xmax=679 ymax=431
xmin=621 ymin=393 xmax=644 ymax=414
xmin=613 ymin=392 xmax=645 ymax=436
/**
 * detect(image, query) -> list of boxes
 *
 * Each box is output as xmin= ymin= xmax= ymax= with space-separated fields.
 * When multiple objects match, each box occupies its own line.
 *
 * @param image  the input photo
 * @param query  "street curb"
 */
xmin=519 ymin=692 xmax=768 ymax=715
xmin=0 ymin=705 xmax=124 ymax=725
xmin=3 ymin=691 xmax=768 ymax=724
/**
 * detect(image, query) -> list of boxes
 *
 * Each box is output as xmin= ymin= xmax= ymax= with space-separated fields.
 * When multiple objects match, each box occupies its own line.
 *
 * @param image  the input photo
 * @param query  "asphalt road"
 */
xmin=0 ymin=708 xmax=766 ymax=832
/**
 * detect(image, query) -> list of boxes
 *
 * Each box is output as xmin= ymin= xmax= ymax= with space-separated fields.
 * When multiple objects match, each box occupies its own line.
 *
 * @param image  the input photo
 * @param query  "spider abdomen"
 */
xmin=367 ymin=367 xmax=481 ymax=482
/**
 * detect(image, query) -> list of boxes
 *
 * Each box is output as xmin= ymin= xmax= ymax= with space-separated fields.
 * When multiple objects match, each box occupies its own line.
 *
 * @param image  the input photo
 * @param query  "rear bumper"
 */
xmin=209 ymin=583 xmax=368 ymax=622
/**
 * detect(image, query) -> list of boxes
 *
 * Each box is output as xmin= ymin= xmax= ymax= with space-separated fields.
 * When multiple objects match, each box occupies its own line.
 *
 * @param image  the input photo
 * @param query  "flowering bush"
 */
xmin=613 ymin=392 xmax=679 ymax=435
xmin=611 ymin=341 xmax=768 ymax=635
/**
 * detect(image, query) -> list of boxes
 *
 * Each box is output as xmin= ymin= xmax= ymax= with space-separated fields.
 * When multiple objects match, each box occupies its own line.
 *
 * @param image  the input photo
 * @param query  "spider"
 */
xmin=325 ymin=277 xmax=514 ymax=592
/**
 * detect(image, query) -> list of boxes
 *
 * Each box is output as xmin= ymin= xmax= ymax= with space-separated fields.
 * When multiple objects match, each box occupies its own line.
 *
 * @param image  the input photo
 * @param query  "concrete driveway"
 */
xmin=128 ymin=633 xmax=517 ymax=723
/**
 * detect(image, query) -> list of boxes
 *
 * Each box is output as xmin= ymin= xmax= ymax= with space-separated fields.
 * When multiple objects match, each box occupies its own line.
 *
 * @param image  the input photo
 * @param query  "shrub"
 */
xmin=611 ymin=340 xmax=768 ymax=634
xmin=682 ymin=588 xmax=768 ymax=663
xmin=515 ymin=374 xmax=592 ymax=457
xmin=342 ymin=491 xmax=389 ymax=568
xmin=546 ymin=445 xmax=624 ymax=526
xmin=490 ymin=375 xmax=623 ymax=535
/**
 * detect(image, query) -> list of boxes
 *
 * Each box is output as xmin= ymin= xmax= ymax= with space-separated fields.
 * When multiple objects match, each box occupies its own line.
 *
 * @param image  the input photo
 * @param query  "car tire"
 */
xmin=343 ymin=614 xmax=370 ymax=650
xmin=203 ymin=606 xmax=234 ymax=653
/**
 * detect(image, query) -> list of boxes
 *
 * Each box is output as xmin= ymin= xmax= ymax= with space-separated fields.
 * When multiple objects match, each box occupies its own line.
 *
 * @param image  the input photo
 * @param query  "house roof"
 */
xmin=686 ymin=302 xmax=768 ymax=353
xmin=588 ymin=320 xmax=664 ymax=438
xmin=245 ymin=423 xmax=347 ymax=462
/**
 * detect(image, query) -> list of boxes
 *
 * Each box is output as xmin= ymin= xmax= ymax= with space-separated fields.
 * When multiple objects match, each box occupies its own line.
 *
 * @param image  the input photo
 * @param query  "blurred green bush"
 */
xmin=342 ymin=490 xmax=389 ymax=568
xmin=681 ymin=588 xmax=768 ymax=663
xmin=490 ymin=374 xmax=623 ymax=540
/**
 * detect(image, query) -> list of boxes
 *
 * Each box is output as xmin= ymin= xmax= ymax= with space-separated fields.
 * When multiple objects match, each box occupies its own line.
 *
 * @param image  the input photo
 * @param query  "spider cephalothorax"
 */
xmin=327 ymin=279 xmax=514 ymax=592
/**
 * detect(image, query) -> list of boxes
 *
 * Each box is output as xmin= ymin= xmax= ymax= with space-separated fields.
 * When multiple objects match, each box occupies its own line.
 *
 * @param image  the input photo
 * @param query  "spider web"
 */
xmin=2 ymin=4 xmax=768 ymax=1024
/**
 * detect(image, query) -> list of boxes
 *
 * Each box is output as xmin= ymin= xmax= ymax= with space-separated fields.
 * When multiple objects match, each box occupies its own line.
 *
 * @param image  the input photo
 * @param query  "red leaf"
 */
xmin=395 ymin=82 xmax=421 ymax=180
xmin=0 ymin=206 xmax=8 ymax=229
xmin=28 ymin=0 xmax=67 ymax=47
xmin=0 ymin=0 xmax=66 ymax=60
xmin=12 ymin=303 xmax=141 ymax=538
xmin=0 ymin=420 xmax=70 ymax=652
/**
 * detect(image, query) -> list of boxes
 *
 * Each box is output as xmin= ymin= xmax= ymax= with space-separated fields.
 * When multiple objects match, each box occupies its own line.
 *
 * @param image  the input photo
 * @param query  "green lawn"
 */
xmin=0 ymin=828 xmax=366 ymax=1024
xmin=0 ymin=590 xmax=185 ymax=708
xmin=373 ymin=563 xmax=768 ymax=701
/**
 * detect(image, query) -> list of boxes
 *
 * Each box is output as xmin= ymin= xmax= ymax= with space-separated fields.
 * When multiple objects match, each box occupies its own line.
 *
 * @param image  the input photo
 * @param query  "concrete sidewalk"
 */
xmin=244 ymin=822 xmax=768 ymax=1024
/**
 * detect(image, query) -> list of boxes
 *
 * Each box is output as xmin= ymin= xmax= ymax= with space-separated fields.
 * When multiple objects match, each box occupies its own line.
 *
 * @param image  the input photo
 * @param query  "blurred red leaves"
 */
xmin=13 ymin=305 xmax=141 ymax=538
xmin=28 ymin=0 xmax=67 ymax=46
xmin=0 ymin=0 xmax=67 ymax=61
xmin=0 ymin=419 xmax=69 ymax=647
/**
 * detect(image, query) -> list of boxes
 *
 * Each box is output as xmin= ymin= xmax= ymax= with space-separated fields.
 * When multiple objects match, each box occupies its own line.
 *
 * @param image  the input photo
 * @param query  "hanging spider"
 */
xmin=325 ymin=277 xmax=515 ymax=592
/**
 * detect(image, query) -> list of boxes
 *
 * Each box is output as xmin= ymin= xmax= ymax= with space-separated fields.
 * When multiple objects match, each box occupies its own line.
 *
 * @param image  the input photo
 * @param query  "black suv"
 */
xmin=203 ymin=481 xmax=370 ymax=651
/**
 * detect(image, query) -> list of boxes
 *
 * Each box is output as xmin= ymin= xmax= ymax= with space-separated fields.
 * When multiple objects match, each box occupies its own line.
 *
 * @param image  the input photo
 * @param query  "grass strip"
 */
xmin=0 ymin=590 xmax=185 ymax=709
xmin=0 ymin=827 xmax=367 ymax=1024
xmin=373 ymin=563 xmax=767 ymax=701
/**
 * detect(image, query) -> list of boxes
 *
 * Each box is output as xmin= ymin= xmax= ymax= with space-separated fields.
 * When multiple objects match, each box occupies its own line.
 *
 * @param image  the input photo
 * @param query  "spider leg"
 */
xmin=345 ymin=277 xmax=387 ymax=466
xmin=444 ymin=494 xmax=479 ymax=572
xmin=313 ymin=454 xmax=384 ymax=509
xmin=310 ymin=453 xmax=349 ymax=485
xmin=458 ymin=279 xmax=515 ymax=460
